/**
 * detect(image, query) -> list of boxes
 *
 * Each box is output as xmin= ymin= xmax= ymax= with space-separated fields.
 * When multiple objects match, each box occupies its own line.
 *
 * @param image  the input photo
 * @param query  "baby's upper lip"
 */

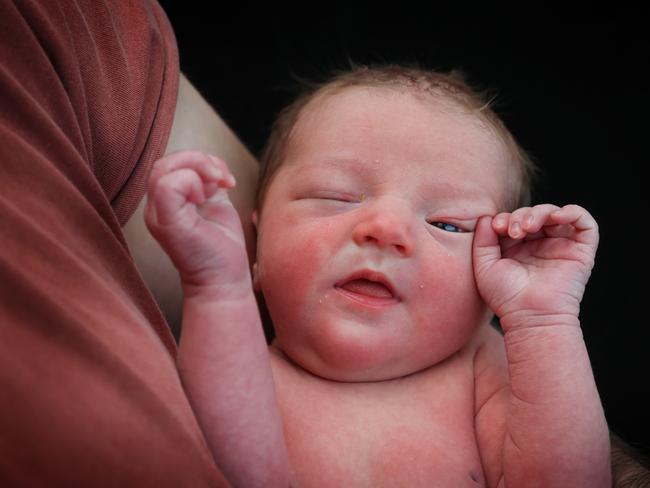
xmin=335 ymin=269 xmax=399 ymax=298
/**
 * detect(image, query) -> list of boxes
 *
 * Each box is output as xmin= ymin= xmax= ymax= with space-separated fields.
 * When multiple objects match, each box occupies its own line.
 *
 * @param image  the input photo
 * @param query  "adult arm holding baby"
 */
xmin=473 ymin=204 xmax=611 ymax=486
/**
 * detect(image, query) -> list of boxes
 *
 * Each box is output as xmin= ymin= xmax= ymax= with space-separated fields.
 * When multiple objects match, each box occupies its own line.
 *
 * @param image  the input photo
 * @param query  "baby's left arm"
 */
xmin=473 ymin=204 xmax=610 ymax=487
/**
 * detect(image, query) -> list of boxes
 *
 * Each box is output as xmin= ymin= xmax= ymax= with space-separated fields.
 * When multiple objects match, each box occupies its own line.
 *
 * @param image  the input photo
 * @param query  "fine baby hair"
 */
xmin=257 ymin=64 xmax=538 ymax=213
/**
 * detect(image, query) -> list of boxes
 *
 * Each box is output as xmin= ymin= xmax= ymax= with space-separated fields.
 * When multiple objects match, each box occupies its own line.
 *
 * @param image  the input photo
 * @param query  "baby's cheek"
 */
xmin=413 ymin=252 xmax=485 ymax=347
xmin=259 ymin=224 xmax=329 ymax=313
xmin=279 ymin=231 xmax=325 ymax=283
xmin=418 ymin=251 xmax=477 ymax=300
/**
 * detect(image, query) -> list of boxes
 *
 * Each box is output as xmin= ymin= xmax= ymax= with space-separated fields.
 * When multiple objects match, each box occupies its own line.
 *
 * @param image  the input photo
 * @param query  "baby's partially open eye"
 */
xmin=428 ymin=221 xmax=466 ymax=233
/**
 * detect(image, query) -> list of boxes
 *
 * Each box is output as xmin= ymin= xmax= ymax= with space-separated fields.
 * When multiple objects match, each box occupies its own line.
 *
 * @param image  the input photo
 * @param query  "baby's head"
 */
xmin=253 ymin=65 xmax=536 ymax=381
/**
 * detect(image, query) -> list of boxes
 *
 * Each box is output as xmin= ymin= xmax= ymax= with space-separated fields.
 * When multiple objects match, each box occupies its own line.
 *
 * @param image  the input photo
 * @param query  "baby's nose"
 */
xmin=351 ymin=199 xmax=415 ymax=257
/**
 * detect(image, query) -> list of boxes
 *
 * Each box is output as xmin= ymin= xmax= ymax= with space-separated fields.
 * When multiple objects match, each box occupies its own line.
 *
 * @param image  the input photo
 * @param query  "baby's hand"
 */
xmin=473 ymin=204 xmax=599 ymax=329
xmin=145 ymin=150 xmax=250 ymax=297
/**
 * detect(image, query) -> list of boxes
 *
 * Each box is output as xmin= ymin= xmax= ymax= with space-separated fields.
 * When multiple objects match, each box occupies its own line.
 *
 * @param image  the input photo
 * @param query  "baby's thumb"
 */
xmin=472 ymin=216 xmax=502 ymax=279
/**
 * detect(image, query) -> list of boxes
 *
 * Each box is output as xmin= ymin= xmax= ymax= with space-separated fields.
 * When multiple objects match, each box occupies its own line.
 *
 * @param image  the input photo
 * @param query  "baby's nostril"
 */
xmin=363 ymin=235 xmax=378 ymax=245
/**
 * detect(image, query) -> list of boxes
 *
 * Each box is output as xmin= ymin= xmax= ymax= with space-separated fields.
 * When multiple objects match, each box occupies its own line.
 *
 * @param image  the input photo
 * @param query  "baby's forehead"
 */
xmin=293 ymin=85 xmax=508 ymax=155
xmin=296 ymin=85 xmax=505 ymax=146
xmin=285 ymin=85 xmax=523 ymax=208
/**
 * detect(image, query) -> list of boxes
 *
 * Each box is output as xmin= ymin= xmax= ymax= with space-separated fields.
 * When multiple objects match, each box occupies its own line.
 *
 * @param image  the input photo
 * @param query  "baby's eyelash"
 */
xmin=429 ymin=221 xmax=465 ymax=233
xmin=310 ymin=191 xmax=363 ymax=203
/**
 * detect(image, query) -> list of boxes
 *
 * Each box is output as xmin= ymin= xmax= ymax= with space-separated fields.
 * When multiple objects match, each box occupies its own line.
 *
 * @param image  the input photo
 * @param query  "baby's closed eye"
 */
xmin=313 ymin=191 xmax=362 ymax=202
xmin=299 ymin=189 xmax=365 ymax=204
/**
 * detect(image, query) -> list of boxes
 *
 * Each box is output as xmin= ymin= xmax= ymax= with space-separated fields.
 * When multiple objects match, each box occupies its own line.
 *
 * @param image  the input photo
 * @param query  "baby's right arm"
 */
xmin=145 ymin=151 xmax=289 ymax=488
xmin=473 ymin=205 xmax=610 ymax=486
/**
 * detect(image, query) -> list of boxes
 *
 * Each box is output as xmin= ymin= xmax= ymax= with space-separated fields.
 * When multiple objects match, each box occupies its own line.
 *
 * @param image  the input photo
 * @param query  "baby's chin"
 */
xmin=272 ymin=337 xmax=458 ymax=383
xmin=269 ymin=306 xmax=491 ymax=382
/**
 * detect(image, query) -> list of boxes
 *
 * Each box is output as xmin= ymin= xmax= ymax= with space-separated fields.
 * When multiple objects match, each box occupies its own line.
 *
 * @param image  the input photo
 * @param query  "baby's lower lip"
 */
xmin=333 ymin=285 xmax=401 ymax=308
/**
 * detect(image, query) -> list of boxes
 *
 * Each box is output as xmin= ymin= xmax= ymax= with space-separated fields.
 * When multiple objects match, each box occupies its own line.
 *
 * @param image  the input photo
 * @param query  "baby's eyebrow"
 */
xmin=292 ymin=157 xmax=372 ymax=177
xmin=419 ymin=181 xmax=485 ymax=200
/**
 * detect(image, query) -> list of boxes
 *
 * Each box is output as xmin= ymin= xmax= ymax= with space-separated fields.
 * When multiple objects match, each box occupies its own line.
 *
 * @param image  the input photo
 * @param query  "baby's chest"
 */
xmin=273 ymin=361 xmax=484 ymax=486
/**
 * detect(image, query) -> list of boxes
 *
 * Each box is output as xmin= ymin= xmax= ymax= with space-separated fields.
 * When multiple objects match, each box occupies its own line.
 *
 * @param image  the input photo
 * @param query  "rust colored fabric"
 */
xmin=0 ymin=0 xmax=227 ymax=485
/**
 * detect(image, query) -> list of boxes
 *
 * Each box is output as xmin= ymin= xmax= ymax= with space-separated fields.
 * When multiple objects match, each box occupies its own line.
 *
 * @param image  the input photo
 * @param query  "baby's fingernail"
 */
xmin=211 ymin=167 xmax=223 ymax=180
xmin=510 ymin=222 xmax=521 ymax=236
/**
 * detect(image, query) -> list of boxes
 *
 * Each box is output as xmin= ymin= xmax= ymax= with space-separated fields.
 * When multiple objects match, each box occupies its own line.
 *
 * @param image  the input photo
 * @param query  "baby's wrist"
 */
xmin=177 ymin=251 xmax=252 ymax=300
xmin=499 ymin=309 xmax=581 ymax=333
xmin=181 ymin=276 xmax=254 ymax=303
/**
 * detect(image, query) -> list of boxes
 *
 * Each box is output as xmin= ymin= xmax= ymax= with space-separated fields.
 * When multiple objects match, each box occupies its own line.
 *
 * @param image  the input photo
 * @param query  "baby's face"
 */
xmin=255 ymin=86 xmax=513 ymax=381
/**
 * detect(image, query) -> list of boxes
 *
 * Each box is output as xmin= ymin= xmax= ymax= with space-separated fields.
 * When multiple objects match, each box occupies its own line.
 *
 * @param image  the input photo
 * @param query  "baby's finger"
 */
xmin=149 ymin=150 xmax=234 ymax=191
xmin=151 ymin=169 xmax=205 ymax=226
xmin=547 ymin=204 xmax=599 ymax=246
xmin=149 ymin=151 xmax=217 ymax=187
xmin=473 ymin=215 xmax=503 ymax=277
xmin=491 ymin=212 xmax=512 ymax=235
xmin=499 ymin=204 xmax=563 ymax=239
xmin=207 ymin=155 xmax=236 ymax=188
xmin=518 ymin=204 xmax=562 ymax=235
xmin=201 ymin=156 xmax=236 ymax=199
xmin=505 ymin=206 xmax=534 ymax=239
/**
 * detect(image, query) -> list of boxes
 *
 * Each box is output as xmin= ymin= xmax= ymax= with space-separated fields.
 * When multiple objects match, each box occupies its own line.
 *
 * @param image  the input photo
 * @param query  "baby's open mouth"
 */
xmin=338 ymin=278 xmax=394 ymax=298
xmin=334 ymin=271 xmax=400 ymax=307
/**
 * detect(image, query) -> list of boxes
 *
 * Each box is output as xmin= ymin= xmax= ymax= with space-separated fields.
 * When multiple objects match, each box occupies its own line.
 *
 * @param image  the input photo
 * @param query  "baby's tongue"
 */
xmin=341 ymin=278 xmax=392 ymax=298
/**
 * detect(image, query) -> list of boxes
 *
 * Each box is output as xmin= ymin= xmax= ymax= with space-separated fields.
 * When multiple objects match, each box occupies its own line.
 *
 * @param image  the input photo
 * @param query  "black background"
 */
xmin=159 ymin=5 xmax=649 ymax=457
